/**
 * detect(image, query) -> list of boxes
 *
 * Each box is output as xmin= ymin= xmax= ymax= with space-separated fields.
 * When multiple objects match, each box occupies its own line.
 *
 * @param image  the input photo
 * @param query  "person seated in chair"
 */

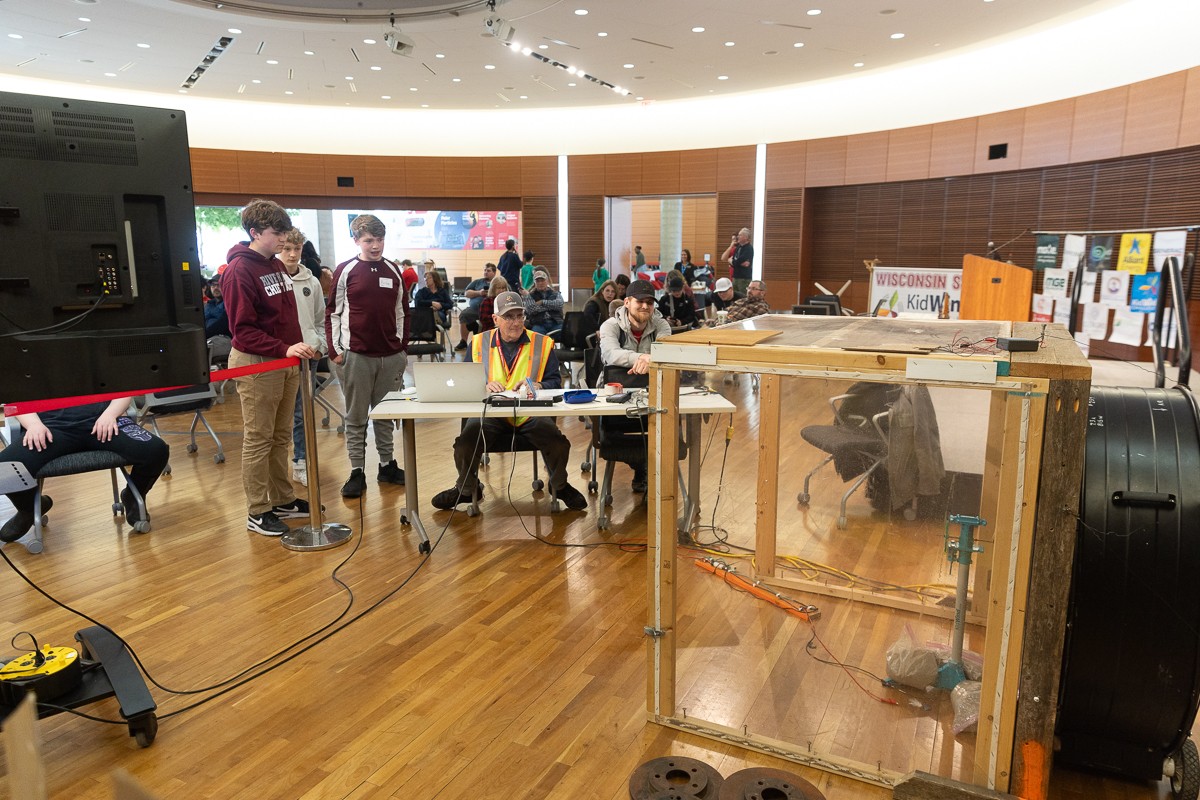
xmin=432 ymin=291 xmax=587 ymax=512
xmin=598 ymin=279 xmax=673 ymax=493
xmin=455 ymin=262 xmax=495 ymax=351
xmin=656 ymin=276 xmax=699 ymax=329
xmin=414 ymin=268 xmax=453 ymax=330
xmin=0 ymin=398 xmax=169 ymax=541
xmin=522 ymin=269 xmax=564 ymax=336
xmin=724 ymin=279 xmax=771 ymax=322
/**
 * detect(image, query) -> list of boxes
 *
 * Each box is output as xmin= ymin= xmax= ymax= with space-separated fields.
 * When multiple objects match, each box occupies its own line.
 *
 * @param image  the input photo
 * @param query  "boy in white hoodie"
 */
xmin=279 ymin=229 xmax=328 ymax=485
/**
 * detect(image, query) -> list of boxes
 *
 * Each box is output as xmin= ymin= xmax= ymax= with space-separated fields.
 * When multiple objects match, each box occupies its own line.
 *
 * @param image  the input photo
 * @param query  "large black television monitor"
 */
xmin=0 ymin=91 xmax=207 ymax=403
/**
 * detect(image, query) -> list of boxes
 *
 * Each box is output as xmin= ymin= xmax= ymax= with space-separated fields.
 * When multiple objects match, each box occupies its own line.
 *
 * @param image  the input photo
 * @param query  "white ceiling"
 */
xmin=0 ymin=0 xmax=1117 ymax=111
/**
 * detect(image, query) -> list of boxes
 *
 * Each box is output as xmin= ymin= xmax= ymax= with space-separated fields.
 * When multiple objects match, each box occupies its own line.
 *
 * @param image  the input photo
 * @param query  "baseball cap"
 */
xmin=714 ymin=277 xmax=733 ymax=292
xmin=533 ymin=269 xmax=550 ymax=281
xmin=667 ymin=276 xmax=684 ymax=290
xmin=627 ymin=280 xmax=656 ymax=301
xmin=494 ymin=291 xmax=524 ymax=318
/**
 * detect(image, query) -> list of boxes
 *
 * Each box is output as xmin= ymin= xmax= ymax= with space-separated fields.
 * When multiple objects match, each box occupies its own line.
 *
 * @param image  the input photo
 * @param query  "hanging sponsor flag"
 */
xmin=1087 ymin=235 xmax=1113 ymax=272
xmin=1054 ymin=298 xmax=1071 ymax=327
xmin=1031 ymin=294 xmax=1054 ymax=322
xmin=1083 ymin=303 xmax=1110 ymax=340
xmin=868 ymin=267 xmax=961 ymax=319
xmin=1079 ymin=269 xmax=1098 ymax=301
xmin=1108 ymin=308 xmax=1144 ymax=346
xmin=1042 ymin=268 xmax=1070 ymax=298
xmin=1099 ymin=270 xmax=1130 ymax=308
xmin=1153 ymin=230 xmax=1187 ymax=273
xmin=1130 ymin=273 xmax=1160 ymax=313
xmin=1146 ymin=308 xmax=1177 ymax=347
xmin=1062 ymin=234 xmax=1086 ymax=271
xmin=1034 ymin=235 xmax=1060 ymax=270
xmin=1116 ymin=232 xmax=1151 ymax=274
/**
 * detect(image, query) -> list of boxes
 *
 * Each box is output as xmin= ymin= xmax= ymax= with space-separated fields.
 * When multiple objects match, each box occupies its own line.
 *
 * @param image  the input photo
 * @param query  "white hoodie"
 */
xmin=286 ymin=268 xmax=327 ymax=355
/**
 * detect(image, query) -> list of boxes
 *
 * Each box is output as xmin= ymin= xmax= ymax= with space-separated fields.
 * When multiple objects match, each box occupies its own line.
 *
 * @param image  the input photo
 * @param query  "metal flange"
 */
xmin=717 ymin=767 xmax=825 ymax=800
xmin=629 ymin=756 xmax=724 ymax=799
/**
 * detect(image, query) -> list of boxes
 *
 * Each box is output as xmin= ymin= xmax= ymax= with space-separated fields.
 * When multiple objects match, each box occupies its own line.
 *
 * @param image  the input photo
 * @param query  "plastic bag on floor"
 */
xmin=951 ymin=680 xmax=982 ymax=735
xmin=886 ymin=624 xmax=940 ymax=689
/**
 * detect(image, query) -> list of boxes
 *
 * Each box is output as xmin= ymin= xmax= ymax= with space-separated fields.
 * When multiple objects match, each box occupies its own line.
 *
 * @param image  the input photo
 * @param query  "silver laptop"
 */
xmin=412 ymin=361 xmax=487 ymax=403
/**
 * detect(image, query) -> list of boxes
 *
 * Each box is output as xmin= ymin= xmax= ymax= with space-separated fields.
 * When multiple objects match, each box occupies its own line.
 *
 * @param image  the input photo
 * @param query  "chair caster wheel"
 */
xmin=25 ymin=540 xmax=44 ymax=554
xmin=112 ymin=504 xmax=123 ymax=515
xmin=903 ymin=507 xmax=917 ymax=521
xmin=588 ymin=480 xmax=598 ymax=493
xmin=581 ymin=461 xmax=592 ymax=472
xmin=187 ymin=443 xmax=198 ymax=454
xmin=837 ymin=516 xmax=848 ymax=529
xmin=214 ymin=453 xmax=225 ymax=464
xmin=550 ymin=500 xmax=561 ymax=513
xmin=418 ymin=541 xmax=431 ymax=555
xmin=130 ymin=714 xmax=157 ymax=748
xmin=532 ymin=480 xmax=544 ymax=491
xmin=481 ymin=454 xmax=491 ymax=466
xmin=466 ymin=505 xmax=479 ymax=518
xmin=603 ymin=494 xmax=613 ymax=506
xmin=133 ymin=521 xmax=152 ymax=534
xmin=797 ymin=492 xmax=810 ymax=505
xmin=598 ymin=516 xmax=609 ymax=529
xmin=337 ymin=425 xmax=345 ymax=434
xmin=163 ymin=465 xmax=173 ymax=476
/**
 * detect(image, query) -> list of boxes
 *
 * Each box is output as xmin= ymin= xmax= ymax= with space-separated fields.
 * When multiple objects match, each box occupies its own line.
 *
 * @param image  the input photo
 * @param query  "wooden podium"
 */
xmin=959 ymin=254 xmax=1032 ymax=321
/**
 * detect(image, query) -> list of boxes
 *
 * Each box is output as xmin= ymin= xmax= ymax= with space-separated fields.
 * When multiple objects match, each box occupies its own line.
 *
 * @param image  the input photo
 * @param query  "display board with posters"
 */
xmin=352 ymin=209 xmax=520 ymax=251
xmin=868 ymin=267 xmax=962 ymax=319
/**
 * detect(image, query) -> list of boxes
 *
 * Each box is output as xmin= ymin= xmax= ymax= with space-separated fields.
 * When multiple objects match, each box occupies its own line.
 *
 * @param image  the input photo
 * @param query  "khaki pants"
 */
xmin=230 ymin=349 xmax=301 ymax=515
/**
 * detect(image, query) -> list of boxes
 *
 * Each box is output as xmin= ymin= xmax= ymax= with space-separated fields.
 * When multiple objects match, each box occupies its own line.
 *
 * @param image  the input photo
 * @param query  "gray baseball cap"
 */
xmin=494 ymin=291 xmax=525 ymax=318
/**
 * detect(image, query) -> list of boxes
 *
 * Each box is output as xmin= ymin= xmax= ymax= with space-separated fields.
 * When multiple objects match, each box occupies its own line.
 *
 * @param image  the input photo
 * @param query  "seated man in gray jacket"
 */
xmin=597 ymin=279 xmax=673 ymax=492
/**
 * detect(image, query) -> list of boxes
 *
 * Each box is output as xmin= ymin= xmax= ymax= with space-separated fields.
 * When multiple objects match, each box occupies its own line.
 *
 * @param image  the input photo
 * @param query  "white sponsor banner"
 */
xmin=869 ymin=267 xmax=961 ymax=319
xmin=1153 ymin=230 xmax=1187 ymax=273
xmin=1108 ymin=308 xmax=1144 ymax=346
xmin=1043 ymin=268 xmax=1070 ymax=298
xmin=1083 ymin=303 xmax=1110 ymax=340
xmin=1053 ymin=299 xmax=1071 ymax=327
xmin=1031 ymin=294 xmax=1054 ymax=322
xmin=1062 ymin=234 xmax=1086 ymax=271
xmin=1099 ymin=270 xmax=1130 ymax=308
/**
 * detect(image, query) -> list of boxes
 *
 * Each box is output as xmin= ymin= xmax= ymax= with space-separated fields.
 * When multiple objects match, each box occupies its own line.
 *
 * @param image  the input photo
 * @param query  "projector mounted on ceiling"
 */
xmin=483 ymin=14 xmax=515 ymax=43
xmin=383 ymin=30 xmax=416 ymax=56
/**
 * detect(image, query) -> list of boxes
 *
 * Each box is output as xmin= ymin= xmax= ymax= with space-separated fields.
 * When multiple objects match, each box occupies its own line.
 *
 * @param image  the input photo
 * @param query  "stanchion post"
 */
xmin=282 ymin=359 xmax=352 ymax=552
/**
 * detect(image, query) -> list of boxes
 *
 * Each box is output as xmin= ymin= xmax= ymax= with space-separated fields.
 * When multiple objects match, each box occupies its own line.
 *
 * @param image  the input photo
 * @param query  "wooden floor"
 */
xmin=0 ymin=362 xmax=1187 ymax=799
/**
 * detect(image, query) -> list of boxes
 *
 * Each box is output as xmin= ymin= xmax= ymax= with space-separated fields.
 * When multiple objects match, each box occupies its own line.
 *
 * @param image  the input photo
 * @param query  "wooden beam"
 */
xmin=893 ymin=771 xmax=1020 ymax=800
xmin=754 ymin=374 xmax=781 ymax=580
xmin=647 ymin=366 xmax=681 ymax=718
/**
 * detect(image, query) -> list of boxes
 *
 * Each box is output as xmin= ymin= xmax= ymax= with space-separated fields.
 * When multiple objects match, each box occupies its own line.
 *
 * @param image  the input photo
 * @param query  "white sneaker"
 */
xmin=292 ymin=459 xmax=308 ymax=486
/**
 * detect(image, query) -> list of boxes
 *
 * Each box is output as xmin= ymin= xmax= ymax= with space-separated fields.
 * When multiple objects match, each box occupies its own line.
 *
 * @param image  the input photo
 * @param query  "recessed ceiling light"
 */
xmin=363 ymin=38 xmax=376 ymax=44
xmin=266 ymin=59 xmax=278 ymax=64
xmin=103 ymin=72 xmax=116 ymax=77
xmin=574 ymin=9 xmax=588 ymax=15
xmin=452 ymin=77 xmax=461 ymax=82
xmin=435 ymin=53 xmax=445 ymax=58
xmin=890 ymin=32 xmax=905 ymax=39
xmin=484 ymin=64 xmax=495 ymax=70
xmin=793 ymin=42 xmax=804 ymax=48
xmin=251 ymin=79 xmax=261 ymax=84
xmin=228 ymin=28 xmax=242 ymax=34
xmin=853 ymin=61 xmax=864 ymax=67
xmin=370 ymin=65 xmax=381 ymax=70
xmin=409 ymin=87 xmax=417 ymax=91
xmin=724 ymin=41 xmax=735 ymax=47
xmin=8 ymin=34 xmax=23 ymax=39
xmin=717 ymin=75 xmax=728 ymax=80
xmin=285 ymin=90 xmax=293 ymax=95
xmin=382 ymin=94 xmax=391 ymax=99
xmin=78 ymin=17 xmax=91 ymax=22
xmin=519 ymin=94 xmax=528 ymax=99
xmin=691 ymin=26 xmax=705 ymax=33
xmin=345 ymin=75 xmax=354 ymax=80
xmin=597 ymin=32 xmax=607 ymax=37
xmin=421 ymin=104 xmax=429 ymax=108
xmin=567 ymin=82 xmax=576 ymax=87
xmin=539 ymin=44 xmax=548 ymax=49
xmin=303 ymin=50 xmax=314 ymax=55
xmin=623 ymin=63 xmax=634 ymax=68
xmin=807 ymin=9 xmax=822 ymax=15
xmin=566 ymin=66 xmax=577 ymax=74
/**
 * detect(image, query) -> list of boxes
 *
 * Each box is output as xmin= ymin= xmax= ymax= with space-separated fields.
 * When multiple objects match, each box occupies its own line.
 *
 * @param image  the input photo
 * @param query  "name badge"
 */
xmin=379 ymin=277 xmax=394 ymax=289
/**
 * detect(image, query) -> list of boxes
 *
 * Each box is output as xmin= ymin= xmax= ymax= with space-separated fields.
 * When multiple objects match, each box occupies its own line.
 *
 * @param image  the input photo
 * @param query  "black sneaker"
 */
xmin=341 ymin=468 xmax=367 ymax=498
xmin=247 ymin=511 xmax=289 ymax=536
xmin=120 ymin=488 xmax=143 ymax=526
xmin=454 ymin=340 xmax=468 ymax=351
xmin=631 ymin=467 xmax=648 ymax=494
xmin=273 ymin=498 xmax=319 ymax=519
xmin=431 ymin=484 xmax=481 ymax=510
xmin=377 ymin=460 xmax=406 ymax=485
xmin=554 ymin=482 xmax=588 ymax=511
xmin=0 ymin=497 xmax=53 ymax=543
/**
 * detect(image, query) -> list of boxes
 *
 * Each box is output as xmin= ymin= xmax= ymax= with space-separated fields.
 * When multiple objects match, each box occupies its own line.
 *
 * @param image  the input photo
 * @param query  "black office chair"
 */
xmin=796 ymin=382 xmax=903 ymax=529
xmin=793 ymin=303 xmax=834 ymax=316
xmin=555 ymin=311 xmax=597 ymax=389
xmin=407 ymin=306 xmax=446 ymax=362
xmin=468 ymin=423 xmax=559 ymax=516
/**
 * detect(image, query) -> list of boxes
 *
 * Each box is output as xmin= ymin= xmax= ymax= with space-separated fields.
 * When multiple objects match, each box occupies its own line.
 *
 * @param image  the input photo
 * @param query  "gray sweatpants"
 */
xmin=341 ymin=350 xmax=407 ymax=470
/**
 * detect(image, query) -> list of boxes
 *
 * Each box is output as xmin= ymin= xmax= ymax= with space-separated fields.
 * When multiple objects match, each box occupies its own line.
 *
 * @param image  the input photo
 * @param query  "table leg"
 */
xmin=678 ymin=415 xmax=702 ymax=540
xmin=400 ymin=418 xmax=431 ymax=553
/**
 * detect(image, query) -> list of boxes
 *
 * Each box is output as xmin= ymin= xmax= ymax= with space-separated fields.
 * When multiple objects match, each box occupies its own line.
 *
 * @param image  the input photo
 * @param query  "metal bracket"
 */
xmin=626 ymin=406 xmax=665 ymax=418
xmin=643 ymin=626 xmax=666 ymax=638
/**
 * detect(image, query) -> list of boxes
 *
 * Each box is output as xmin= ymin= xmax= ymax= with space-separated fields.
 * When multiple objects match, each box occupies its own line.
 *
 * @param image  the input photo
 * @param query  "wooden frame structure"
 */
xmin=644 ymin=317 xmax=1090 ymax=800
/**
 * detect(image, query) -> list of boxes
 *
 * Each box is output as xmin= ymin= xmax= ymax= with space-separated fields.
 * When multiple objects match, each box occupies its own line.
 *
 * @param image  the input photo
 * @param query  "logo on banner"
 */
xmin=1130 ymin=273 xmax=1160 ymax=313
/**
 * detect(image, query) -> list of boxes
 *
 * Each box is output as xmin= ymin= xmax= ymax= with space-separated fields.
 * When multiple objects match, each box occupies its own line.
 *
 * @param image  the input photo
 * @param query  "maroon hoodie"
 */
xmin=221 ymin=243 xmax=303 ymax=358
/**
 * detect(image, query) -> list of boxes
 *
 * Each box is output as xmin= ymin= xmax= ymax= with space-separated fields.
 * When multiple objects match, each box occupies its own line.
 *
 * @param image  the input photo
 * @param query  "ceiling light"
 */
xmin=567 ymin=82 xmax=576 ymax=87
xmin=435 ymin=53 xmax=445 ymax=58
xmin=807 ymin=9 xmax=822 ymax=15
xmin=409 ymin=87 xmax=417 ymax=91
xmin=793 ymin=42 xmax=804 ymax=47
xmin=103 ymin=72 xmax=116 ymax=77
xmin=228 ymin=28 xmax=242 ymax=34
xmin=574 ymin=9 xmax=588 ymax=15
xmin=636 ymin=96 xmax=643 ymax=100
xmin=345 ymin=75 xmax=354 ymax=80
xmin=522 ymin=47 xmax=533 ymax=55
xmin=8 ymin=34 xmax=23 ymax=39
xmin=370 ymin=65 xmax=381 ymax=70
xmin=484 ymin=64 xmax=495 ymax=70
xmin=251 ymin=79 xmax=261 ymax=84
xmin=382 ymin=94 xmax=391 ymax=99
xmin=519 ymin=94 xmax=528 ymax=99
xmin=623 ymin=63 xmax=634 ymax=68
xmin=691 ymin=26 xmax=705 ymax=33
xmin=597 ymin=32 xmax=607 ymax=37
xmin=421 ymin=104 xmax=429 ymax=108
xmin=285 ymin=90 xmax=293 ymax=95
xmin=78 ymin=17 xmax=91 ymax=22
xmin=304 ymin=50 xmax=314 ymax=55
xmin=266 ymin=59 xmax=278 ymax=64
xmin=890 ymin=32 xmax=905 ymax=39
xmin=853 ymin=61 xmax=864 ymax=67
xmin=363 ymin=38 xmax=376 ymax=44
xmin=539 ymin=44 xmax=548 ymax=49
xmin=566 ymin=66 xmax=577 ymax=74
xmin=452 ymin=77 xmax=461 ymax=82
xmin=724 ymin=41 xmax=735 ymax=47
xmin=717 ymin=75 xmax=728 ymax=80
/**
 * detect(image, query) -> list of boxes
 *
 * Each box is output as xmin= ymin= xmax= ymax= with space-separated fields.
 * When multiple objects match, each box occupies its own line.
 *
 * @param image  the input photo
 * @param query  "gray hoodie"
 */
xmin=599 ymin=305 xmax=672 ymax=369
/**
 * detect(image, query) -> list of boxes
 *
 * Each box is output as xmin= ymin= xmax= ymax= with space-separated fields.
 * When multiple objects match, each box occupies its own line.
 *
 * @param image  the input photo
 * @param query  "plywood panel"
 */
xmin=680 ymin=148 xmax=718 ymax=193
xmin=323 ymin=155 xmax=368 ymax=196
xmin=885 ymin=126 xmax=931 ymax=183
xmin=641 ymin=150 xmax=681 ymax=195
xmin=606 ymin=153 xmax=643 ymax=196
xmin=766 ymin=140 xmax=806 ymax=189
xmin=483 ymin=156 xmax=522 ymax=197
xmin=1123 ymin=71 xmax=1186 ymax=156
xmin=1021 ymin=100 xmax=1074 ymax=170
xmin=444 ymin=156 xmax=484 ymax=196
xmin=844 ymin=131 xmax=889 ymax=185
xmin=275 ymin=153 xmax=324 ymax=196
xmin=929 ymin=118 xmax=977 ymax=179
xmin=236 ymin=150 xmax=284 ymax=195
xmin=189 ymin=148 xmax=240 ymax=194
xmin=974 ymin=109 xmax=1025 ymax=174
xmin=1070 ymin=86 xmax=1128 ymax=163
xmin=361 ymin=155 xmax=407 ymax=196
xmin=805 ymin=137 xmax=848 ymax=187
xmin=406 ymin=156 xmax=446 ymax=197
xmin=568 ymin=154 xmax=605 ymax=195
xmin=716 ymin=146 xmax=755 ymax=191
xmin=1181 ymin=67 xmax=1200 ymax=149
xmin=521 ymin=155 xmax=558 ymax=196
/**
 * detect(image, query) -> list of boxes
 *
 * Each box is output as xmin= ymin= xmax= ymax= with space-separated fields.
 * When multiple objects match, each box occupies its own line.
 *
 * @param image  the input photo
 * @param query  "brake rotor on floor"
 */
xmin=628 ymin=755 xmax=725 ymax=799
xmin=717 ymin=767 xmax=825 ymax=800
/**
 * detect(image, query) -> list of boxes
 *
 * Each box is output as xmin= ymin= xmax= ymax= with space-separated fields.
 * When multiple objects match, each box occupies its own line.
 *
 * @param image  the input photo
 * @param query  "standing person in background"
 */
xmin=678 ymin=249 xmax=713 ymax=291
xmin=592 ymin=258 xmax=610 ymax=293
xmin=634 ymin=245 xmax=646 ymax=269
xmin=497 ymin=237 xmax=521 ymax=290
xmin=222 ymin=199 xmax=318 ymax=535
xmin=325 ymin=214 xmax=408 ymax=499
xmin=279 ymin=229 xmax=326 ymax=487
xmin=520 ymin=250 xmax=536 ymax=292
xmin=722 ymin=227 xmax=754 ymax=295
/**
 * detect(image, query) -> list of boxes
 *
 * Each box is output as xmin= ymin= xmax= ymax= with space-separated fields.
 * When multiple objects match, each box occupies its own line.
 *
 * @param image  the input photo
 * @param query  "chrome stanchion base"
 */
xmin=281 ymin=523 xmax=353 ymax=552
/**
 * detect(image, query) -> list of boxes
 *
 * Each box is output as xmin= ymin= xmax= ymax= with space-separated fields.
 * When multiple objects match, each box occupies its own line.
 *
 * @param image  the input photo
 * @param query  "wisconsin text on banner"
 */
xmin=868 ymin=267 xmax=962 ymax=318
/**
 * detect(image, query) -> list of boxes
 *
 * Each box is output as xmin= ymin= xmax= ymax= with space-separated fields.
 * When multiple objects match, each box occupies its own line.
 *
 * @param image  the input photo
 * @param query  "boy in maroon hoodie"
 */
xmin=221 ymin=199 xmax=319 ymax=535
